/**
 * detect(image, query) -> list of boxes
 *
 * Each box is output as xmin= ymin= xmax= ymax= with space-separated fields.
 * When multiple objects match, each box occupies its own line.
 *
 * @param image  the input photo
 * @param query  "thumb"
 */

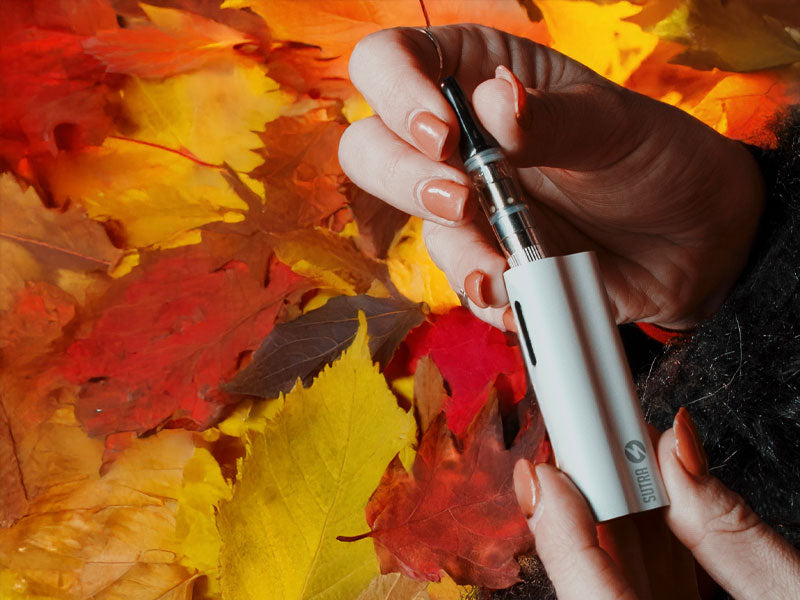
xmin=471 ymin=65 xmax=647 ymax=171
xmin=659 ymin=408 xmax=800 ymax=600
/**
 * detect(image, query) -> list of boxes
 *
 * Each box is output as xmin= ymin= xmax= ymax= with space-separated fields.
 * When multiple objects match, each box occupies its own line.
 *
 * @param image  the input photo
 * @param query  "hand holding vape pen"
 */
xmin=440 ymin=76 xmax=668 ymax=522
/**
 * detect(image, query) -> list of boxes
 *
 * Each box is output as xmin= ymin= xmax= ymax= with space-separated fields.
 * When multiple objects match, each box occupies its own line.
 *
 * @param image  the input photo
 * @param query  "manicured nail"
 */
xmin=409 ymin=111 xmax=449 ymax=160
xmin=419 ymin=179 xmax=468 ymax=222
xmin=513 ymin=459 xmax=543 ymax=530
xmin=464 ymin=270 xmax=491 ymax=309
xmin=502 ymin=306 xmax=517 ymax=333
xmin=674 ymin=407 xmax=709 ymax=480
xmin=495 ymin=65 xmax=532 ymax=129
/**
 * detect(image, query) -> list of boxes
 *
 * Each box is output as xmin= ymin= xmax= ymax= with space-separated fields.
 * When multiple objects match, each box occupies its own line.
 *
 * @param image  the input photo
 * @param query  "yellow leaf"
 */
xmin=217 ymin=313 xmax=416 ymax=600
xmin=46 ymin=138 xmax=248 ymax=249
xmin=121 ymin=65 xmax=292 ymax=173
xmin=273 ymin=227 xmax=387 ymax=295
xmin=357 ymin=573 xmax=429 ymax=600
xmin=175 ymin=448 xmax=232 ymax=595
xmin=0 ymin=405 xmax=197 ymax=599
xmin=386 ymin=218 xmax=459 ymax=314
xmin=535 ymin=0 xmax=659 ymax=84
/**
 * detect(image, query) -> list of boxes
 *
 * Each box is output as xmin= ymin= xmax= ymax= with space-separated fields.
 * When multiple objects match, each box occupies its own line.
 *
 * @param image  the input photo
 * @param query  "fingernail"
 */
xmin=409 ymin=111 xmax=449 ymax=160
xmin=502 ymin=306 xmax=517 ymax=333
xmin=513 ymin=459 xmax=543 ymax=530
xmin=464 ymin=270 xmax=491 ymax=309
xmin=674 ymin=407 xmax=709 ymax=480
xmin=495 ymin=65 xmax=532 ymax=129
xmin=419 ymin=179 xmax=468 ymax=222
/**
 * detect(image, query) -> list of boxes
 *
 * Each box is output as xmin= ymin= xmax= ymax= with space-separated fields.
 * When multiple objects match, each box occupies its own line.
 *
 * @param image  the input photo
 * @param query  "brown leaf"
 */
xmin=0 ymin=174 xmax=124 ymax=274
xmin=225 ymin=294 xmax=424 ymax=399
xmin=0 ymin=402 xmax=28 ymax=528
xmin=412 ymin=356 xmax=447 ymax=435
xmin=348 ymin=184 xmax=410 ymax=259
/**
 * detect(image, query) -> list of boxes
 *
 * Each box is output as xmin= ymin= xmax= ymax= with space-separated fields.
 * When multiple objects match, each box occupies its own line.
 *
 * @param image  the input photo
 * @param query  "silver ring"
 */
xmin=414 ymin=27 xmax=444 ymax=83
xmin=456 ymin=287 xmax=469 ymax=307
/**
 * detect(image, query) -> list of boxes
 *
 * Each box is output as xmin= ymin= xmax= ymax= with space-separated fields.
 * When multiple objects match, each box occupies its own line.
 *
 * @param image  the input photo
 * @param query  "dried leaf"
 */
xmin=651 ymin=0 xmax=800 ymax=71
xmin=226 ymin=294 xmax=423 ymax=399
xmin=405 ymin=307 xmax=526 ymax=436
xmin=0 ymin=173 xmax=123 ymax=274
xmin=348 ymin=185 xmax=410 ymax=259
xmin=272 ymin=227 xmax=388 ymax=295
xmin=0 ymin=404 xmax=28 ymax=528
xmin=217 ymin=315 xmax=416 ymax=600
xmin=412 ymin=356 xmax=447 ymax=435
xmin=342 ymin=398 xmax=543 ymax=588
xmin=84 ymin=4 xmax=256 ymax=78
xmin=61 ymin=249 xmax=307 ymax=437
xmin=358 ymin=573 xmax=430 ymax=600
xmin=0 ymin=407 xmax=197 ymax=599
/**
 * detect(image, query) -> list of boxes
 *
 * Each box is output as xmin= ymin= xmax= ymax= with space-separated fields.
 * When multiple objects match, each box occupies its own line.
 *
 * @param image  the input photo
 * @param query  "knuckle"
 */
xmin=707 ymin=491 xmax=761 ymax=536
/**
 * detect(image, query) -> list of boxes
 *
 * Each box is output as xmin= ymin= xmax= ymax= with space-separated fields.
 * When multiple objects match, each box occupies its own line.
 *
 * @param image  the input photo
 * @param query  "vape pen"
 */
xmin=440 ymin=76 xmax=668 ymax=522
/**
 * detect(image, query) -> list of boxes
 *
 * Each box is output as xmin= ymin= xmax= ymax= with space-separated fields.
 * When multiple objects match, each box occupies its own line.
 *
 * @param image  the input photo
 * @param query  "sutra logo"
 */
xmin=624 ymin=440 xmax=647 ymax=463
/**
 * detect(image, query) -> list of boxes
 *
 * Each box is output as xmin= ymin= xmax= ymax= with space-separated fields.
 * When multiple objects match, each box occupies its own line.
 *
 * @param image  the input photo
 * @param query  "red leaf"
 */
xmin=0 ymin=0 xmax=119 ymax=166
xmin=61 ymin=249 xmax=307 ymax=437
xmin=405 ymin=307 xmax=527 ymax=436
xmin=347 ymin=398 xmax=545 ymax=588
xmin=84 ymin=5 xmax=257 ymax=78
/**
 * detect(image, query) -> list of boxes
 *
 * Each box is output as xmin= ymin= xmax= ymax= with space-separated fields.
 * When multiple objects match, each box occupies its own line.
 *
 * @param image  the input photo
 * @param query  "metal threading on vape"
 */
xmin=464 ymin=148 xmax=547 ymax=267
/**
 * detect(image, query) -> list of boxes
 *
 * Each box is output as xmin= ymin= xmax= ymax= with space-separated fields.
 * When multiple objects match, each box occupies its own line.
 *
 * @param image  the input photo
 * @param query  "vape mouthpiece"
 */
xmin=439 ymin=76 xmax=498 ymax=162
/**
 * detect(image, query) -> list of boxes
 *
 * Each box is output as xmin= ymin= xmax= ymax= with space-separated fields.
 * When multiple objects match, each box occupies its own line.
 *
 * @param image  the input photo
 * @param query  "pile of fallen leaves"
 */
xmin=1 ymin=1 xmax=798 ymax=598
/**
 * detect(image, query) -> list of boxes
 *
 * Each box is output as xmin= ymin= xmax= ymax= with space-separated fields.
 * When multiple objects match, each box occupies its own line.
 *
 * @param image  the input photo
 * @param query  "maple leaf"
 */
xmin=535 ymin=0 xmax=659 ymax=85
xmin=0 ymin=0 xmax=118 ymax=167
xmin=0 ymin=173 xmax=124 ymax=275
xmin=340 ymin=397 xmax=544 ymax=589
xmin=358 ymin=573 xmax=429 ymax=600
xmin=650 ymin=0 xmax=800 ymax=71
xmin=225 ymin=294 xmax=424 ymax=399
xmin=404 ymin=307 xmax=527 ymax=436
xmin=61 ymin=248 xmax=308 ymax=437
xmin=84 ymin=3 xmax=258 ymax=79
xmin=217 ymin=314 xmax=416 ymax=600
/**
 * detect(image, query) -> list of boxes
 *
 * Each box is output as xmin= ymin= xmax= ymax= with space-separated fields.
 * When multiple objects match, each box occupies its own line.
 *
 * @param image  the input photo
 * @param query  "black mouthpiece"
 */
xmin=440 ymin=76 xmax=499 ymax=162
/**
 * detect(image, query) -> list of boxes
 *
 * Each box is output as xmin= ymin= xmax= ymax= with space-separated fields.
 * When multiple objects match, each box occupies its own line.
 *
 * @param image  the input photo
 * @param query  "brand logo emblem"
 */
xmin=624 ymin=440 xmax=647 ymax=463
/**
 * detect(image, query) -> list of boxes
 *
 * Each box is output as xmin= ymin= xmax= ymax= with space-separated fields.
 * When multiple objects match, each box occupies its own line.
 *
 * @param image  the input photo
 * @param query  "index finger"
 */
xmin=349 ymin=26 xmax=464 ymax=161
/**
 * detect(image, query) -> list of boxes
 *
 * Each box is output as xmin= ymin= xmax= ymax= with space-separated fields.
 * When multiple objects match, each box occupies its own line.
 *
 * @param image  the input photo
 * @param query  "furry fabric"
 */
xmin=494 ymin=111 xmax=800 ymax=599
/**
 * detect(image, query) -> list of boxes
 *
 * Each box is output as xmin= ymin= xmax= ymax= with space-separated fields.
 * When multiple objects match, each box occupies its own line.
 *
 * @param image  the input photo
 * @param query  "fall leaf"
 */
xmin=649 ymin=0 xmax=800 ymax=72
xmin=84 ymin=3 xmax=257 ymax=79
xmin=0 ymin=0 xmax=118 ymax=166
xmin=217 ymin=314 xmax=416 ymax=600
xmin=0 ymin=173 xmax=124 ymax=274
xmin=534 ymin=0 xmax=659 ymax=84
xmin=386 ymin=218 xmax=460 ymax=314
xmin=225 ymin=294 xmax=424 ymax=399
xmin=358 ymin=573 xmax=429 ymax=600
xmin=405 ymin=307 xmax=527 ymax=436
xmin=61 ymin=249 xmax=307 ymax=437
xmin=340 ymin=397 xmax=543 ymax=589
xmin=412 ymin=356 xmax=448 ymax=435
xmin=348 ymin=185 xmax=410 ymax=259
xmin=272 ymin=227 xmax=388 ymax=295
xmin=0 ymin=406 xmax=197 ymax=599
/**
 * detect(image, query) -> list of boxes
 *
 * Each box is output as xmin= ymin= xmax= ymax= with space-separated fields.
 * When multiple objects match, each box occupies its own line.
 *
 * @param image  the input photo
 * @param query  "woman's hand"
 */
xmin=339 ymin=25 xmax=765 ymax=329
xmin=512 ymin=408 xmax=800 ymax=599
